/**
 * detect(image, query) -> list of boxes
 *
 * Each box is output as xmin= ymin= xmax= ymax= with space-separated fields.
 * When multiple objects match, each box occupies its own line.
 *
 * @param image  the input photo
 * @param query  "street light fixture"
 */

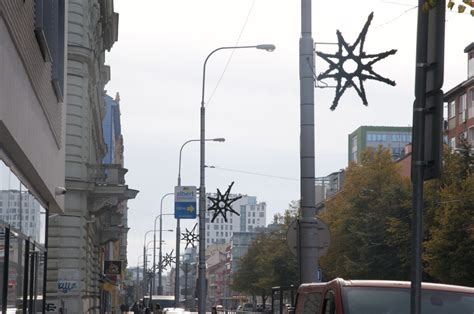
xmin=156 ymin=193 xmax=174 ymax=294
xmin=152 ymin=212 xmax=174 ymax=294
xmin=175 ymin=137 xmax=225 ymax=307
xmin=198 ymin=44 xmax=275 ymax=314
xmin=144 ymin=228 xmax=173 ymax=296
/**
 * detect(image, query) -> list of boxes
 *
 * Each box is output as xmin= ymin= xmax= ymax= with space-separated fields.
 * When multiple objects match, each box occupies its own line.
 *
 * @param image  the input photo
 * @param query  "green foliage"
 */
xmin=319 ymin=147 xmax=412 ymax=280
xmin=232 ymin=217 xmax=298 ymax=302
xmin=318 ymin=145 xmax=474 ymax=286
xmin=423 ymin=143 xmax=474 ymax=286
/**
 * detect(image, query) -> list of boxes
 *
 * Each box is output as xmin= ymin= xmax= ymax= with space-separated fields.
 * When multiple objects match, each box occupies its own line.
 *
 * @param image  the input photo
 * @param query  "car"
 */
xmin=242 ymin=303 xmax=254 ymax=312
xmin=293 ymin=278 xmax=474 ymax=314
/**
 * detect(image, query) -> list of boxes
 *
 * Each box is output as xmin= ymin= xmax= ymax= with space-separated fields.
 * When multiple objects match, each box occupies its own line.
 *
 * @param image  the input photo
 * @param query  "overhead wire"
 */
xmin=207 ymin=165 xmax=299 ymax=182
xmin=205 ymin=0 xmax=257 ymax=106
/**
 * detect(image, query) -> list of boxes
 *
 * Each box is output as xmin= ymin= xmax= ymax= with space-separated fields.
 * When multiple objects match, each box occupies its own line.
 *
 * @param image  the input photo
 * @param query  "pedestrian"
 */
xmin=153 ymin=303 xmax=162 ymax=314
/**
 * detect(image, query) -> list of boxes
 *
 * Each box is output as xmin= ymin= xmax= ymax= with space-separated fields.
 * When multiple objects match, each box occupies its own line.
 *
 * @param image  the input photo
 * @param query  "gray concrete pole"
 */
xmin=175 ymin=219 xmax=181 ymax=307
xmin=158 ymin=193 xmax=174 ymax=294
xmin=197 ymin=45 xmax=274 ymax=313
xmin=299 ymin=0 xmax=318 ymax=283
xmin=198 ymin=103 xmax=207 ymax=314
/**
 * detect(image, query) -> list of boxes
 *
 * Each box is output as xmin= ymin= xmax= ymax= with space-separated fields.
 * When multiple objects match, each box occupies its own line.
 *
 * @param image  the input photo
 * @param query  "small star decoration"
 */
xmin=181 ymin=223 xmax=199 ymax=249
xmin=161 ymin=250 xmax=175 ymax=270
xmin=316 ymin=12 xmax=397 ymax=110
xmin=207 ymin=182 xmax=242 ymax=223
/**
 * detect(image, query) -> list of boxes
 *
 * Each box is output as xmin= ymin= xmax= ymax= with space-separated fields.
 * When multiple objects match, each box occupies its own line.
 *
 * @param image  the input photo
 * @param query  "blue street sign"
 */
xmin=175 ymin=186 xmax=197 ymax=219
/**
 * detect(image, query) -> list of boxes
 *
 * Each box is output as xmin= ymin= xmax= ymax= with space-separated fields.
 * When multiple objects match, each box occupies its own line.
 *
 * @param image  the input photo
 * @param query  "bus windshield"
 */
xmin=342 ymin=286 xmax=474 ymax=314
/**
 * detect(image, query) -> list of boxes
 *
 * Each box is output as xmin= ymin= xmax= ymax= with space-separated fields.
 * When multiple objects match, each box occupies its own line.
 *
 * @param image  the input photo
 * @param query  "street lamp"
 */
xmin=176 ymin=137 xmax=225 ymax=307
xmin=198 ymin=44 xmax=275 ymax=314
xmin=156 ymin=193 xmax=174 ymax=295
xmin=153 ymin=212 xmax=174 ymax=294
xmin=144 ymin=228 xmax=173 ymax=296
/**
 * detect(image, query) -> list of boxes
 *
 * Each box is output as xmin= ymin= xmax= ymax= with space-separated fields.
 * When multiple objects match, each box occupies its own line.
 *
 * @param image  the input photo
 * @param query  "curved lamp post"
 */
xmin=155 ymin=193 xmax=174 ymax=294
xmin=175 ymin=137 xmax=225 ymax=307
xmin=198 ymin=44 xmax=275 ymax=314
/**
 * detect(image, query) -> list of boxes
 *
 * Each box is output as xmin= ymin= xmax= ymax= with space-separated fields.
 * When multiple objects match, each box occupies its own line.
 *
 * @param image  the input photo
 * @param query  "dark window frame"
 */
xmin=34 ymin=0 xmax=65 ymax=101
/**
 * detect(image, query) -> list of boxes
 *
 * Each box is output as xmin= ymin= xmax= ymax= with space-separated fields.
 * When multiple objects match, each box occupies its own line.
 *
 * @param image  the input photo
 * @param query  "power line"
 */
xmin=206 ymin=165 xmax=299 ymax=181
xmin=206 ymin=0 xmax=257 ymax=106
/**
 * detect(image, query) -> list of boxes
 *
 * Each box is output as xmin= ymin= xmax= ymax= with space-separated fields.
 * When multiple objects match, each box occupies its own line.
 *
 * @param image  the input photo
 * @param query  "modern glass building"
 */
xmin=348 ymin=126 xmax=412 ymax=163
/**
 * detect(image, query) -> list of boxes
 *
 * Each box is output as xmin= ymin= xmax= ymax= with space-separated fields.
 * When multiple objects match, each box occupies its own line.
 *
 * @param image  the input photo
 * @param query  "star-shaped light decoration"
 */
xmin=316 ymin=12 xmax=397 ymax=110
xmin=161 ymin=250 xmax=176 ymax=270
xmin=181 ymin=223 xmax=199 ymax=249
xmin=207 ymin=182 xmax=242 ymax=223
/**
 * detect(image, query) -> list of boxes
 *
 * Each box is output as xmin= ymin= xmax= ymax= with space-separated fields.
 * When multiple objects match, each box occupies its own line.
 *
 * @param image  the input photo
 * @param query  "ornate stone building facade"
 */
xmin=46 ymin=1 xmax=137 ymax=313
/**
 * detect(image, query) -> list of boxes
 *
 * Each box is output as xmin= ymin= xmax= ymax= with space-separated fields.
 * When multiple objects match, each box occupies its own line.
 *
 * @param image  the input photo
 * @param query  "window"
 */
xmin=460 ymin=94 xmax=467 ymax=123
xmin=214 ymin=225 xmax=219 ymax=230
xmin=302 ymin=292 xmax=323 ymax=314
xmin=323 ymin=291 xmax=336 ymax=314
xmin=34 ymin=0 xmax=66 ymax=99
xmin=259 ymin=212 xmax=264 ymax=218
xmin=252 ymin=219 xmax=255 ymax=224
xmin=450 ymin=137 xmax=456 ymax=149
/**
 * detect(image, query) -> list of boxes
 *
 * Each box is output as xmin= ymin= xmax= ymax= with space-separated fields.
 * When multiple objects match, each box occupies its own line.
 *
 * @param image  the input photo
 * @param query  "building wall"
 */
xmin=205 ymin=195 xmax=266 ymax=247
xmin=445 ymin=44 xmax=474 ymax=149
xmin=0 ymin=0 xmax=66 ymax=213
xmin=348 ymin=126 xmax=412 ymax=163
xmin=47 ymin=1 xmax=121 ymax=313
xmin=0 ymin=190 xmax=41 ymax=241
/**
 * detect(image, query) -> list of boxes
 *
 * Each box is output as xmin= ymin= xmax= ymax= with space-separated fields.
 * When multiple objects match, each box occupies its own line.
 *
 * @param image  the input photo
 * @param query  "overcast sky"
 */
xmin=104 ymin=0 xmax=473 ymax=269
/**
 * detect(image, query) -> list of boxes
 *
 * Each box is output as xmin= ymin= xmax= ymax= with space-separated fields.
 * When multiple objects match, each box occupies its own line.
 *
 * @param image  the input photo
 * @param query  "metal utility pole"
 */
xmin=299 ymin=0 xmax=318 ymax=283
xmin=411 ymin=1 xmax=445 ymax=313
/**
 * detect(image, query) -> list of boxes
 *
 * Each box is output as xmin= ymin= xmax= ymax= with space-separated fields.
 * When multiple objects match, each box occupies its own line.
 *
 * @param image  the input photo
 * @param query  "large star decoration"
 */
xmin=207 ymin=182 xmax=242 ymax=223
xmin=181 ymin=223 xmax=199 ymax=249
xmin=316 ymin=12 xmax=397 ymax=110
xmin=161 ymin=250 xmax=175 ymax=270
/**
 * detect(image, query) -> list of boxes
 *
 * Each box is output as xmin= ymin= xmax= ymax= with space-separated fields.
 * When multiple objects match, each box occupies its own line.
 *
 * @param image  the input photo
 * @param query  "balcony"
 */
xmin=87 ymin=164 xmax=139 ymax=215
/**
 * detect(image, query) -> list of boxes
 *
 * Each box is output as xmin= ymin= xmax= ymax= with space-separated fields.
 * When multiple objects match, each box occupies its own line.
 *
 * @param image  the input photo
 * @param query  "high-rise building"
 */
xmin=0 ymin=190 xmax=41 ymax=242
xmin=445 ymin=42 xmax=474 ymax=148
xmin=205 ymin=195 xmax=266 ymax=247
xmin=348 ymin=126 xmax=412 ymax=163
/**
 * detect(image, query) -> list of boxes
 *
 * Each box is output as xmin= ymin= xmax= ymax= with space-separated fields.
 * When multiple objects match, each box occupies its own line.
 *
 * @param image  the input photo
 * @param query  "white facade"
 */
xmin=205 ymin=195 xmax=266 ymax=247
xmin=0 ymin=190 xmax=41 ymax=241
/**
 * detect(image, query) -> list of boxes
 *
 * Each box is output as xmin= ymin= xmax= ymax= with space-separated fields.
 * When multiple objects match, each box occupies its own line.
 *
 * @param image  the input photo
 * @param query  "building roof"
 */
xmin=444 ymin=76 xmax=474 ymax=100
xmin=464 ymin=42 xmax=474 ymax=53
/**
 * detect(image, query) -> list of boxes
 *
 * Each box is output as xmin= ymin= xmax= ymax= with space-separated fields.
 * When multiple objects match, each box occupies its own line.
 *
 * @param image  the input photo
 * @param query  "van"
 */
xmin=294 ymin=278 xmax=474 ymax=313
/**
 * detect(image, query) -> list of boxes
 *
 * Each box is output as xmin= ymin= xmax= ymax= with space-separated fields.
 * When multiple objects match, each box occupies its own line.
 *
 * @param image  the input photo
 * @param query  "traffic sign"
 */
xmin=175 ymin=186 xmax=197 ymax=219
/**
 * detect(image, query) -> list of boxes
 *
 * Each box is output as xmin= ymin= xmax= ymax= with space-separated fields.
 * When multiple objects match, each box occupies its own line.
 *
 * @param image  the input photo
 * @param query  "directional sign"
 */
xmin=175 ymin=186 xmax=197 ymax=219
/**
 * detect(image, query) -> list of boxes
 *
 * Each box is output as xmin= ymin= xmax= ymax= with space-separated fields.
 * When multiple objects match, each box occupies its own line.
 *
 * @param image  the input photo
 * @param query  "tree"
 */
xmin=232 ymin=212 xmax=298 ymax=303
xmin=424 ymin=140 xmax=474 ymax=286
xmin=319 ymin=147 xmax=412 ymax=280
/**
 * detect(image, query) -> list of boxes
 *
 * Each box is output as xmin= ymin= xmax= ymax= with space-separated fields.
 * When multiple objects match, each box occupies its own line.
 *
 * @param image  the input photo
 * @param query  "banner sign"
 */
xmin=175 ymin=186 xmax=197 ymax=219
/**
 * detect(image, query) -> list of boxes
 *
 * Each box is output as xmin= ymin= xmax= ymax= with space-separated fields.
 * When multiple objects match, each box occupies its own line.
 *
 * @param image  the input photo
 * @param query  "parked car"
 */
xmin=242 ymin=303 xmax=254 ymax=312
xmin=293 ymin=278 xmax=474 ymax=314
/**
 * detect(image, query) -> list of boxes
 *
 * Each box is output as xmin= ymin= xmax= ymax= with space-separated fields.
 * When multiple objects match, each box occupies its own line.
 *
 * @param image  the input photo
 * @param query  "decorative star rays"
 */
xmin=181 ymin=223 xmax=199 ymax=249
xmin=316 ymin=12 xmax=397 ymax=110
xmin=207 ymin=182 xmax=242 ymax=223
xmin=160 ymin=250 xmax=176 ymax=271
